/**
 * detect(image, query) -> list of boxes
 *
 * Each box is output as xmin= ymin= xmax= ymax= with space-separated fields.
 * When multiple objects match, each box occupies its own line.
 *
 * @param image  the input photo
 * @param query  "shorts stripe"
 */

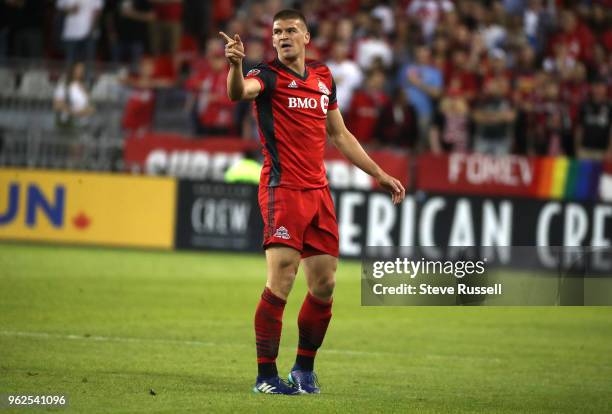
xmin=266 ymin=187 xmax=275 ymax=238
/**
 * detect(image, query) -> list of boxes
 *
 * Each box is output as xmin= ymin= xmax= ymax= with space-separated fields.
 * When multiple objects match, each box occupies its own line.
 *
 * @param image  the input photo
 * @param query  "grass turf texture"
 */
xmin=0 ymin=243 xmax=611 ymax=413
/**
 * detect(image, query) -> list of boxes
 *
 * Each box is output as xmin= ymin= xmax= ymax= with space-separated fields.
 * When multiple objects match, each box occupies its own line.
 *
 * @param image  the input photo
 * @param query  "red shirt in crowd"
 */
xmin=561 ymin=80 xmax=590 ymax=126
xmin=444 ymin=66 xmax=478 ymax=101
xmin=185 ymin=62 xmax=235 ymax=132
xmin=346 ymin=89 xmax=389 ymax=144
xmin=154 ymin=0 xmax=182 ymax=22
xmin=122 ymin=86 xmax=155 ymax=132
xmin=602 ymin=29 xmax=612 ymax=51
xmin=548 ymin=23 xmax=595 ymax=63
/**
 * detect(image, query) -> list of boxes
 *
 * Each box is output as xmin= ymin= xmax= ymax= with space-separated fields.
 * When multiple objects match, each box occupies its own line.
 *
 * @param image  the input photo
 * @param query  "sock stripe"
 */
xmin=297 ymin=348 xmax=317 ymax=357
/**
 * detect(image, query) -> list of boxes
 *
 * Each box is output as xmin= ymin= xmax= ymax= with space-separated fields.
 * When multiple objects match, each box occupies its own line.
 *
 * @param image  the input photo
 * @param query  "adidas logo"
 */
xmin=273 ymin=226 xmax=291 ymax=240
xmin=288 ymin=80 xmax=298 ymax=88
xmin=257 ymin=382 xmax=277 ymax=393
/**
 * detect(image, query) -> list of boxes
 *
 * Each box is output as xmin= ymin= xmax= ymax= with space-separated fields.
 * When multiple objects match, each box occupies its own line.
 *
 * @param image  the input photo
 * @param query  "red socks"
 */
xmin=254 ymin=288 xmax=333 ymax=377
xmin=296 ymin=292 xmax=332 ymax=366
xmin=255 ymin=287 xmax=286 ymax=377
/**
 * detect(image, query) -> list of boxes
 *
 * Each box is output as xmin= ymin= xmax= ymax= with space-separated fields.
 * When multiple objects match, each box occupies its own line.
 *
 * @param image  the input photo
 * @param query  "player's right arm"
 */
xmin=220 ymin=31 xmax=262 ymax=101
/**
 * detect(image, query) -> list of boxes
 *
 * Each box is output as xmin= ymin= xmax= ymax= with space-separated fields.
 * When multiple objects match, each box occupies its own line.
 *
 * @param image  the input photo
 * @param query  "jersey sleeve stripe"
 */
xmin=250 ymin=76 xmax=265 ymax=93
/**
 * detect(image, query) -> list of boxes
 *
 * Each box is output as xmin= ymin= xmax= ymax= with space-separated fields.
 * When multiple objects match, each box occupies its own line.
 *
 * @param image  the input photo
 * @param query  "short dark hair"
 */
xmin=273 ymin=9 xmax=307 ymax=27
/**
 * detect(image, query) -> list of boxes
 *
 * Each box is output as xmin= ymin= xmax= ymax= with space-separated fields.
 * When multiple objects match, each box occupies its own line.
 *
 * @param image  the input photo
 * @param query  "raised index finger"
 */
xmin=219 ymin=31 xmax=233 ymax=43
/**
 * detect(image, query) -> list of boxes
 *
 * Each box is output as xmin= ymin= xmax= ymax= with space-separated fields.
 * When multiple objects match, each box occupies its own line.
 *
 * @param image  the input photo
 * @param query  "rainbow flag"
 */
xmin=535 ymin=157 xmax=602 ymax=201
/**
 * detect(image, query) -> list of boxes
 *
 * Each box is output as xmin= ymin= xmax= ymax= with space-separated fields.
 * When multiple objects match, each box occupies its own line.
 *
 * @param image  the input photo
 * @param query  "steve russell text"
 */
xmin=369 ymin=258 xmax=502 ymax=296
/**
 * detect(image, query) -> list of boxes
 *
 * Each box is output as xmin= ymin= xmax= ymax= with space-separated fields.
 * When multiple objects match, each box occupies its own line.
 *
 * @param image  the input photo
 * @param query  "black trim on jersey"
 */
xmin=255 ymin=71 xmax=281 ymax=186
xmin=330 ymin=78 xmax=337 ymax=106
xmin=272 ymin=58 xmax=309 ymax=81
xmin=248 ymin=63 xmax=275 ymax=97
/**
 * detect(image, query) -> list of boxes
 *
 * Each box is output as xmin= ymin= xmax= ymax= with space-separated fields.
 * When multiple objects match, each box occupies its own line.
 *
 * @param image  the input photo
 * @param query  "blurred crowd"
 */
xmin=1 ymin=0 xmax=611 ymax=159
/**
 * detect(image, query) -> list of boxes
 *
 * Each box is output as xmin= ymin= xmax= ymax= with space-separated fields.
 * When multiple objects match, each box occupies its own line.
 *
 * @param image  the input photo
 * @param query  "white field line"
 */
xmin=0 ymin=330 xmax=504 ymax=362
xmin=0 ymin=330 xmax=382 ymax=357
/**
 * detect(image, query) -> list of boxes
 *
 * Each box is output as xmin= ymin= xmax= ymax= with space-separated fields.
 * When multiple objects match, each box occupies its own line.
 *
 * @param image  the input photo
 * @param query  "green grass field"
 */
xmin=1 ymin=243 xmax=611 ymax=413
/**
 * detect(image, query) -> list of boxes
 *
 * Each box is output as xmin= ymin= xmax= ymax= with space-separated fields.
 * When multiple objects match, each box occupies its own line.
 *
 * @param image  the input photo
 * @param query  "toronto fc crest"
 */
xmin=318 ymin=79 xmax=330 ymax=95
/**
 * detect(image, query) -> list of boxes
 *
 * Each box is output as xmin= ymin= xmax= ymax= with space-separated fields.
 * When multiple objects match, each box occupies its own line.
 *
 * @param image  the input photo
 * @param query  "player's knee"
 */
xmin=314 ymin=276 xmax=335 ymax=298
xmin=275 ymin=256 xmax=299 ymax=277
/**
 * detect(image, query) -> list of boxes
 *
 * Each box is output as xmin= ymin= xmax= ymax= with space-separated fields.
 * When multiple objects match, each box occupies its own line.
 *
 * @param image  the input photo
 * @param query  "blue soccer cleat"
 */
xmin=288 ymin=369 xmax=320 ymax=394
xmin=253 ymin=376 xmax=300 ymax=395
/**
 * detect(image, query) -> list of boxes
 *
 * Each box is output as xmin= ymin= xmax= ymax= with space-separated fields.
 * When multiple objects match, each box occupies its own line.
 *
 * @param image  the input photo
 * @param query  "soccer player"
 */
xmin=220 ymin=9 xmax=405 ymax=395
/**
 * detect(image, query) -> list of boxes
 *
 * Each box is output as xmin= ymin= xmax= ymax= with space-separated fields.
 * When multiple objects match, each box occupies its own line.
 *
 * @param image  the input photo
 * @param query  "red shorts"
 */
xmin=258 ymin=185 xmax=339 ymax=258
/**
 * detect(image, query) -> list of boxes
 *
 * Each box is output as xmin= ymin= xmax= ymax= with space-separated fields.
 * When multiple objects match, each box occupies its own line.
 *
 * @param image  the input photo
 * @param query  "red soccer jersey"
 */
xmin=246 ymin=58 xmax=338 ymax=189
xmin=122 ymin=87 xmax=155 ymax=131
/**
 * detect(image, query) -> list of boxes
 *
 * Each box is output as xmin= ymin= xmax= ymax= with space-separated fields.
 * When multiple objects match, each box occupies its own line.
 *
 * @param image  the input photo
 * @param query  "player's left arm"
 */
xmin=326 ymin=108 xmax=406 ymax=204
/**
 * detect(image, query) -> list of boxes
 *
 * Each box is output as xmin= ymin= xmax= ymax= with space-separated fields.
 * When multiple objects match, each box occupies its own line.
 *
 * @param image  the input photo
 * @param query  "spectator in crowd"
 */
xmin=355 ymin=15 xmax=393 ymax=71
xmin=210 ymin=0 xmax=235 ymax=30
xmin=531 ymin=79 xmax=571 ymax=156
xmin=547 ymin=8 xmax=594 ymax=65
xmin=575 ymin=77 xmax=612 ymax=161
xmin=483 ymin=48 xmax=512 ymax=96
xmin=512 ymin=44 xmax=540 ymax=153
xmin=429 ymin=91 xmax=471 ymax=154
xmin=0 ymin=0 xmax=46 ymax=59
xmin=511 ymin=44 xmax=538 ymax=98
xmin=53 ymin=61 xmax=95 ymax=132
xmin=334 ymin=18 xmax=354 ymax=43
xmin=591 ymin=42 xmax=611 ymax=80
xmin=149 ymin=0 xmax=182 ymax=58
xmin=430 ymin=33 xmax=450 ymax=72
xmin=376 ymin=89 xmax=418 ymax=149
xmin=2 ymin=0 xmax=611 ymax=160
xmin=472 ymin=77 xmax=517 ymax=155
xmin=502 ymin=0 xmax=527 ymax=16
xmin=561 ymin=62 xmax=589 ymax=130
xmin=406 ymin=0 xmax=454 ymax=43
xmin=346 ymin=68 xmax=389 ymax=145
xmin=185 ymin=41 xmax=234 ymax=137
xmin=397 ymin=44 xmax=443 ymax=145
xmin=586 ymin=2 xmax=609 ymax=40
xmin=522 ymin=0 xmax=556 ymax=52
xmin=237 ymin=37 xmax=265 ymax=140
xmin=0 ymin=1 xmax=13 ymax=61
xmin=57 ymin=0 xmax=103 ymax=75
xmin=106 ymin=0 xmax=155 ymax=68
xmin=371 ymin=0 xmax=394 ymax=35
xmin=543 ymin=41 xmax=577 ymax=80
xmin=503 ymin=13 xmax=529 ymax=53
xmin=327 ymin=41 xmax=363 ymax=115
xmin=445 ymin=48 xmax=478 ymax=102
xmin=242 ymin=37 xmax=265 ymax=71
xmin=449 ymin=22 xmax=474 ymax=51
xmin=480 ymin=4 xmax=507 ymax=52
xmin=312 ymin=18 xmax=334 ymax=58
xmin=121 ymin=55 xmax=173 ymax=136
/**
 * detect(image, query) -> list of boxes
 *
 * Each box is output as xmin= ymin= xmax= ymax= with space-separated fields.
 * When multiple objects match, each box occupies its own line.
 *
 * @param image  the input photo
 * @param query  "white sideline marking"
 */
xmin=0 ymin=330 xmax=217 ymax=347
xmin=0 ymin=330 xmax=382 ymax=356
xmin=0 ymin=330 xmax=503 ymax=362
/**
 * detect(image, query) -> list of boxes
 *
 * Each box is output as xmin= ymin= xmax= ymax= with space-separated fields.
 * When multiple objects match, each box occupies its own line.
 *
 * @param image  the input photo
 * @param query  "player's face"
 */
xmin=272 ymin=19 xmax=310 ymax=61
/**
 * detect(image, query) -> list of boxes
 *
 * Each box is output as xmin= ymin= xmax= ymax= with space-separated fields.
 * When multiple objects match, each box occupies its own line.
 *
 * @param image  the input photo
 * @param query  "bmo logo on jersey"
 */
xmin=288 ymin=95 xmax=330 ymax=114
